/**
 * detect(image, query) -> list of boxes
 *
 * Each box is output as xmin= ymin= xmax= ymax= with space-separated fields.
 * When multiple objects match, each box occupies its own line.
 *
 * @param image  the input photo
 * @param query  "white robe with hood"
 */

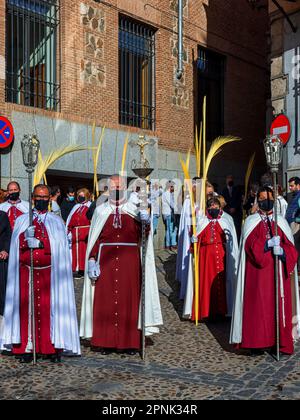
xmin=0 ymin=212 xmax=81 ymax=354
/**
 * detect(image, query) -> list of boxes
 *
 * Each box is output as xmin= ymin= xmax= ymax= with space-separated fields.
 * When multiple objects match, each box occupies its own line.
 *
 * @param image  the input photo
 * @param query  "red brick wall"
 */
xmin=0 ymin=0 xmax=269 ymax=165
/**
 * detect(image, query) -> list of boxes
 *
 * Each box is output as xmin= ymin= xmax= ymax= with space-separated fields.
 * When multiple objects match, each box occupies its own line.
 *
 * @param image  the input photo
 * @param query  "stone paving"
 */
xmin=0 ymin=250 xmax=299 ymax=400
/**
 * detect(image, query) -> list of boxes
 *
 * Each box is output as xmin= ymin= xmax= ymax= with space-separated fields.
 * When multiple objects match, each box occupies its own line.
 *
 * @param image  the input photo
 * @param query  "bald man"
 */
xmin=80 ymin=175 xmax=163 ymax=355
xmin=1 ymin=185 xmax=80 ymax=363
xmin=0 ymin=181 xmax=29 ymax=230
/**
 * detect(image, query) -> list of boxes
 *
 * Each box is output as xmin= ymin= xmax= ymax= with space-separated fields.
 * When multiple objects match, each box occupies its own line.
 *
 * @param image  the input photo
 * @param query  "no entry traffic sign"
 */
xmin=270 ymin=114 xmax=291 ymax=145
xmin=0 ymin=116 xmax=14 ymax=149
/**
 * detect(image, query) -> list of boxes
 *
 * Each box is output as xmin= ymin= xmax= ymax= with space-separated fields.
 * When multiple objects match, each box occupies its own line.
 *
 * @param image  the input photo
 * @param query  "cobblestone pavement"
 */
xmin=0 ymin=250 xmax=299 ymax=400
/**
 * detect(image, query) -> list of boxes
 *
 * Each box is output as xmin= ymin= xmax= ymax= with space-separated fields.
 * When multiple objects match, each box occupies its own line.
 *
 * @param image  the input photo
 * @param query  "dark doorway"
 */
xmin=195 ymin=47 xmax=225 ymax=144
xmin=45 ymin=169 xmax=98 ymax=198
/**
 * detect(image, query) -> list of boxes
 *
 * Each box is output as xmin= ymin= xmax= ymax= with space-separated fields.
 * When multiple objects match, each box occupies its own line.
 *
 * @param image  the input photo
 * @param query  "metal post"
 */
xmin=141 ymin=219 xmax=146 ymax=361
xmin=176 ymin=0 xmax=183 ymax=80
xmin=130 ymin=135 xmax=155 ymax=361
xmin=27 ymin=168 xmax=37 ymax=365
xmin=273 ymin=171 xmax=280 ymax=362
xmin=21 ymin=133 xmax=40 ymax=366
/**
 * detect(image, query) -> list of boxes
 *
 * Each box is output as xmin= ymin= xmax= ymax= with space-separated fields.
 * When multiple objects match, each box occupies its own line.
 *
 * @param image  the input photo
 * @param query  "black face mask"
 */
xmin=34 ymin=200 xmax=49 ymax=212
xmin=78 ymin=196 xmax=86 ymax=204
xmin=9 ymin=192 xmax=20 ymax=201
xmin=258 ymin=200 xmax=274 ymax=212
xmin=228 ymin=181 xmax=234 ymax=187
xmin=208 ymin=208 xmax=220 ymax=219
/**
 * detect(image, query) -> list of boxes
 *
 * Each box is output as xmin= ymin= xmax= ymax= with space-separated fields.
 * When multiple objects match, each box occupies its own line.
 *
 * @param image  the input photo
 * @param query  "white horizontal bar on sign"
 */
xmin=273 ymin=126 xmax=288 ymax=135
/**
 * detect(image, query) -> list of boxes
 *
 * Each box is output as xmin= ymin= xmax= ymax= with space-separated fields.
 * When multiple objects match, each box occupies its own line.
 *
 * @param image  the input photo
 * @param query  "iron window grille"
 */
xmin=119 ymin=15 xmax=156 ymax=131
xmin=5 ymin=0 xmax=60 ymax=111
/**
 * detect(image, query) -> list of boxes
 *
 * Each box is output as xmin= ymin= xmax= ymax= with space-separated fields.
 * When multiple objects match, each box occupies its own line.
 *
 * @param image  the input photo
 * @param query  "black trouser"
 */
xmin=294 ymin=230 xmax=300 ymax=271
xmin=0 ymin=261 xmax=8 ymax=316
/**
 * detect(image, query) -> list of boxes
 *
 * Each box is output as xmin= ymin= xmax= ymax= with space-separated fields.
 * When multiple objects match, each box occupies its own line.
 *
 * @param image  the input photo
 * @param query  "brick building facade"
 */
xmin=269 ymin=0 xmax=300 ymax=184
xmin=0 ymin=0 xmax=269 ymax=194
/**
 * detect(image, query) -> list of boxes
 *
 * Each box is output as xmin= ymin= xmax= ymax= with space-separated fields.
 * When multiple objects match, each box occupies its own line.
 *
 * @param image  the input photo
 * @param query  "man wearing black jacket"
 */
xmin=60 ymin=186 xmax=76 ymax=222
xmin=222 ymin=175 xmax=243 ymax=238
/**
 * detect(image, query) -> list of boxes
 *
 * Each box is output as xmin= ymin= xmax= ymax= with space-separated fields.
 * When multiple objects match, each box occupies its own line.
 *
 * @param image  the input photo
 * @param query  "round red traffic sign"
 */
xmin=270 ymin=114 xmax=291 ymax=145
xmin=0 ymin=116 xmax=14 ymax=149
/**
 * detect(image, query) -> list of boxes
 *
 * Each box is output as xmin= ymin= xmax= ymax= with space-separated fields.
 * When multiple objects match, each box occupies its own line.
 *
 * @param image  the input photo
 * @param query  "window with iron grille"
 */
xmin=196 ymin=48 xmax=225 ymax=144
xmin=5 ymin=0 xmax=60 ymax=110
xmin=119 ymin=15 xmax=156 ymax=131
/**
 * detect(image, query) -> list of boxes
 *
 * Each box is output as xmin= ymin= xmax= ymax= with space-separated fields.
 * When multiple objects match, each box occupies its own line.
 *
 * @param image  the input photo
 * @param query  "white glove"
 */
xmin=191 ymin=235 xmax=198 ymax=244
xmin=140 ymin=209 xmax=150 ymax=223
xmin=26 ymin=237 xmax=43 ymax=249
xmin=88 ymin=259 xmax=100 ymax=281
xmin=273 ymin=246 xmax=284 ymax=256
xmin=268 ymin=236 xmax=280 ymax=248
xmin=25 ymin=226 xmax=35 ymax=240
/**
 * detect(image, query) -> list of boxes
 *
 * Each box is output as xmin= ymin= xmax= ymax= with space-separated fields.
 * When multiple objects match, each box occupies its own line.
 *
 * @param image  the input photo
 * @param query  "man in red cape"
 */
xmin=80 ymin=175 xmax=163 ymax=355
xmin=231 ymin=187 xmax=300 ymax=355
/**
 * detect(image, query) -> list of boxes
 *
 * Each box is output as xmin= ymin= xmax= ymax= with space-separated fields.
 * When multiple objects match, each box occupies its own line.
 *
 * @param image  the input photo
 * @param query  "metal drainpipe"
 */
xmin=176 ymin=0 xmax=183 ymax=80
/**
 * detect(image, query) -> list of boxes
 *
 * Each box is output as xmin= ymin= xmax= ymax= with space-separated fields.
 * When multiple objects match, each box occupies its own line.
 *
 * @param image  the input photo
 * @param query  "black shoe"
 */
xmin=49 ymin=354 xmax=62 ymax=363
xmin=1 ymin=350 xmax=13 ymax=356
xmin=73 ymin=272 xmax=83 ymax=279
xmin=125 ymin=349 xmax=137 ymax=356
xmin=80 ymin=338 xmax=91 ymax=348
xmin=101 ymin=349 xmax=111 ymax=355
xmin=19 ymin=354 xmax=33 ymax=364
xmin=249 ymin=349 xmax=265 ymax=357
xmin=145 ymin=337 xmax=154 ymax=347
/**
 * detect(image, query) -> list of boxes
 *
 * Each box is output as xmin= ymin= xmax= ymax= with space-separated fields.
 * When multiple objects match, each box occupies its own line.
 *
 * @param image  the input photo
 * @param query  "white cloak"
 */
xmin=230 ymin=213 xmax=300 ymax=344
xmin=0 ymin=212 xmax=81 ymax=354
xmin=183 ymin=211 xmax=239 ymax=319
xmin=80 ymin=200 xmax=163 ymax=339
xmin=176 ymin=197 xmax=193 ymax=299
xmin=0 ymin=200 xmax=29 ymax=215
xmin=65 ymin=201 xmax=92 ymax=230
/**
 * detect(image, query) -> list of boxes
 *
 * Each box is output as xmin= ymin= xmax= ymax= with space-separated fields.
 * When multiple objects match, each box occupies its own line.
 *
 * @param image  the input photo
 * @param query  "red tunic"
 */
xmin=241 ymin=221 xmax=298 ymax=354
xmin=13 ymin=215 xmax=56 ymax=355
xmin=192 ymin=219 xmax=227 ymax=321
xmin=90 ymin=213 xmax=142 ymax=350
xmin=7 ymin=204 xmax=24 ymax=230
xmin=68 ymin=205 xmax=91 ymax=272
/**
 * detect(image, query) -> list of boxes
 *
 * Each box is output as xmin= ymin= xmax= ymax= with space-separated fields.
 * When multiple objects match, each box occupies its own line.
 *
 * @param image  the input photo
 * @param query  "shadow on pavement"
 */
xmin=157 ymin=251 xmax=249 ymax=356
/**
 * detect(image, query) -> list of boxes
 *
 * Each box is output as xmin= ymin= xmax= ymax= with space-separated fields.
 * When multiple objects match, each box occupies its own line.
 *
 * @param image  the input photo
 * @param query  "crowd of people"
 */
xmin=0 ymin=172 xmax=299 ymax=363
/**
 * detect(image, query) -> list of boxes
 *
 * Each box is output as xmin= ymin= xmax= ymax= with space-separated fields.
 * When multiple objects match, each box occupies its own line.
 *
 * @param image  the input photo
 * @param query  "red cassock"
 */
xmin=192 ymin=220 xmax=227 ymax=321
xmin=7 ymin=205 xmax=24 ymax=230
xmin=241 ymin=221 xmax=298 ymax=354
xmin=68 ymin=206 xmax=91 ymax=272
xmin=90 ymin=213 xmax=142 ymax=350
xmin=13 ymin=217 xmax=56 ymax=355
